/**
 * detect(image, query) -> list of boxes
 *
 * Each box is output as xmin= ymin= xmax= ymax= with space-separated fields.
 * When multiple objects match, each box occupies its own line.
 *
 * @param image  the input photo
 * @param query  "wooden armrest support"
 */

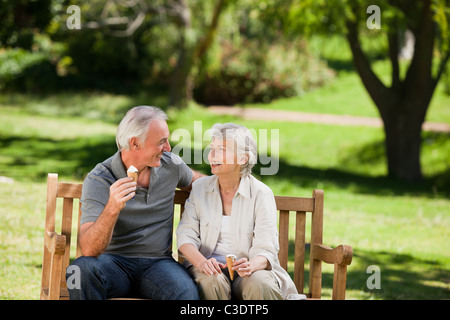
xmin=311 ymin=244 xmax=352 ymax=300
xmin=44 ymin=231 xmax=66 ymax=255
xmin=312 ymin=244 xmax=353 ymax=265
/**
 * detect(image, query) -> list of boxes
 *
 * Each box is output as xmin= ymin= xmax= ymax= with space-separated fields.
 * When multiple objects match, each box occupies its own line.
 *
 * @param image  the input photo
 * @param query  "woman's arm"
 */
xmin=179 ymin=243 xmax=225 ymax=275
xmin=248 ymin=188 xmax=279 ymax=269
xmin=176 ymin=184 xmax=225 ymax=275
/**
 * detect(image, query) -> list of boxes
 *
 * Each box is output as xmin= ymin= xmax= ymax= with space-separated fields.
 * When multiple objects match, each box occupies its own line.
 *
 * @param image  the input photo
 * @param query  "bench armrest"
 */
xmin=312 ymin=244 xmax=353 ymax=265
xmin=44 ymin=231 xmax=66 ymax=255
xmin=311 ymin=244 xmax=352 ymax=300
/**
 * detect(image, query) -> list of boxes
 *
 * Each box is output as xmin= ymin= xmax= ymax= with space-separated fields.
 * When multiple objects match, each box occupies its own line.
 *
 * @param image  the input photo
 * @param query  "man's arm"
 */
xmin=179 ymin=169 xmax=206 ymax=192
xmin=79 ymin=177 xmax=136 ymax=257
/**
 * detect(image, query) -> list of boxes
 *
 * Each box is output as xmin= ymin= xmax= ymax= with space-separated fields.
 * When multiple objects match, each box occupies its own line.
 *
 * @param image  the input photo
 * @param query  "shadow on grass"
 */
xmin=1 ymin=134 xmax=449 ymax=198
xmin=286 ymin=240 xmax=450 ymax=300
xmin=0 ymin=134 xmax=117 ymax=181
xmin=265 ymin=157 xmax=450 ymax=198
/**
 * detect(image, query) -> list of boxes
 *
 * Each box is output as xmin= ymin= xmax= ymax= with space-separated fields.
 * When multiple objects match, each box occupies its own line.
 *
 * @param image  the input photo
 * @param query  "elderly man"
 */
xmin=66 ymin=106 xmax=202 ymax=300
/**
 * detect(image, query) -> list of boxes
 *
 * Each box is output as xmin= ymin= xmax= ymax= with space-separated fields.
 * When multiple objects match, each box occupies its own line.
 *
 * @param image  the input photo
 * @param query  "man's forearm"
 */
xmin=80 ymin=177 xmax=136 ymax=257
xmin=79 ymin=202 xmax=120 ymax=257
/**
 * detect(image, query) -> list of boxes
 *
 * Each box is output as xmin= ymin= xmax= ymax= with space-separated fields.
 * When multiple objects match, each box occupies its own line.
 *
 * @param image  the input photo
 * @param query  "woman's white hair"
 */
xmin=209 ymin=123 xmax=257 ymax=177
xmin=116 ymin=106 xmax=168 ymax=151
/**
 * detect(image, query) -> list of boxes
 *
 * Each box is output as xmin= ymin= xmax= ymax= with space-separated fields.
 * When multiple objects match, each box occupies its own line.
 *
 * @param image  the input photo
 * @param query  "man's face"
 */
xmin=137 ymin=119 xmax=171 ymax=167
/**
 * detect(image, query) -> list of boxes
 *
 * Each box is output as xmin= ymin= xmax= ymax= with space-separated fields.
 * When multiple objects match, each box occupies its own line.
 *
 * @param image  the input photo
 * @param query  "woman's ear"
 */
xmin=238 ymin=154 xmax=249 ymax=165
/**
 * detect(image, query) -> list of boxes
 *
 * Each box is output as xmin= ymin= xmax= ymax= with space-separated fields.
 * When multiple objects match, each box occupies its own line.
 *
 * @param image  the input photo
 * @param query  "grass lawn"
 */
xmin=241 ymin=59 xmax=450 ymax=124
xmin=0 ymin=88 xmax=449 ymax=299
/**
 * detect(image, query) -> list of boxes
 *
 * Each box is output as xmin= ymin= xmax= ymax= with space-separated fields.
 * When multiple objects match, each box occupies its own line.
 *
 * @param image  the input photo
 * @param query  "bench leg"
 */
xmin=332 ymin=264 xmax=347 ymax=300
xmin=48 ymin=253 xmax=63 ymax=300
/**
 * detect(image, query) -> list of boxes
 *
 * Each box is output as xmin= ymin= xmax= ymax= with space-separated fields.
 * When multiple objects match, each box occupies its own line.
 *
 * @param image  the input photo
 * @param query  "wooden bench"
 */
xmin=40 ymin=173 xmax=352 ymax=300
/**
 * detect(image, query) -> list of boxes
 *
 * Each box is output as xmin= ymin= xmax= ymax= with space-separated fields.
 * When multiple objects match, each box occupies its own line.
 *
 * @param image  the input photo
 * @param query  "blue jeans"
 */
xmin=66 ymin=254 xmax=199 ymax=300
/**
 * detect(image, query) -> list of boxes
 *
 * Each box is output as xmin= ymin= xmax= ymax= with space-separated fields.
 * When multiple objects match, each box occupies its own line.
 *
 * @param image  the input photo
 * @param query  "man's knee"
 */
xmin=66 ymin=256 xmax=100 ymax=281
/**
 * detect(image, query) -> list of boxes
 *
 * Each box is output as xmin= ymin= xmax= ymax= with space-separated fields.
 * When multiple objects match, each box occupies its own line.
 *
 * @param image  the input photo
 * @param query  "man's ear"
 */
xmin=129 ymin=137 xmax=141 ymax=150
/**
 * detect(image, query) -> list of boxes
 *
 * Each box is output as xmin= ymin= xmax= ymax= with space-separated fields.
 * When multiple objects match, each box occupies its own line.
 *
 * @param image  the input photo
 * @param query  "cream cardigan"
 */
xmin=176 ymin=174 xmax=298 ymax=298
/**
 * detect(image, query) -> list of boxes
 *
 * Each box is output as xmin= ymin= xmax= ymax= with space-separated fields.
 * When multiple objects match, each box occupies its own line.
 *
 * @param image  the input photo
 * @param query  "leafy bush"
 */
xmin=0 ymin=33 xmax=63 ymax=92
xmin=193 ymin=38 xmax=335 ymax=105
xmin=0 ymin=48 xmax=48 ymax=88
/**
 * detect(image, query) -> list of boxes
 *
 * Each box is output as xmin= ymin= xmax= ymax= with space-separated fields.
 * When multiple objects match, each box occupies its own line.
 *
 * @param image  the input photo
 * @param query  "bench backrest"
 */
xmin=41 ymin=173 xmax=325 ymax=298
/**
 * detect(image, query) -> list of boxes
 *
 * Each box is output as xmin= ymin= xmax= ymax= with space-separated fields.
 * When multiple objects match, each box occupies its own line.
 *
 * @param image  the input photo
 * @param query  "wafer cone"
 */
xmin=127 ymin=171 xmax=138 ymax=182
xmin=226 ymin=254 xmax=236 ymax=280
xmin=127 ymin=165 xmax=138 ymax=182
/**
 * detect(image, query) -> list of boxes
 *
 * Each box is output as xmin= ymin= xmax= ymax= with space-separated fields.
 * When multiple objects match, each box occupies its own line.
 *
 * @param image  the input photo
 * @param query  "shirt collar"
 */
xmin=110 ymin=150 xmax=161 ymax=181
xmin=206 ymin=175 xmax=252 ymax=199
xmin=111 ymin=151 xmax=127 ymax=179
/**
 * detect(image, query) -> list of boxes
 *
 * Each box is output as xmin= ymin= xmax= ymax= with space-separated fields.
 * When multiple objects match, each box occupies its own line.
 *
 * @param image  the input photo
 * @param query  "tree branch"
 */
xmin=433 ymin=50 xmax=450 ymax=91
xmin=83 ymin=0 xmax=166 ymax=37
xmin=403 ymin=0 xmax=434 ymax=97
xmin=388 ymin=28 xmax=401 ymax=91
xmin=194 ymin=0 xmax=227 ymax=59
xmin=345 ymin=20 xmax=391 ymax=112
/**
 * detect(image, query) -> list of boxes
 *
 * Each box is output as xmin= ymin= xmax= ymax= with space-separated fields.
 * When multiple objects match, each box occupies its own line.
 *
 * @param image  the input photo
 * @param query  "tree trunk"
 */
xmin=168 ymin=0 xmax=193 ymax=109
xmin=169 ymin=0 xmax=227 ymax=108
xmin=169 ymin=28 xmax=195 ymax=109
xmin=382 ymin=102 xmax=424 ymax=182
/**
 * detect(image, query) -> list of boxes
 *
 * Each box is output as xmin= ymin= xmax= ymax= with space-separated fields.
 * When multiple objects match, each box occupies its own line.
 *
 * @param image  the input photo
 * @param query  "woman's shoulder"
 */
xmin=191 ymin=175 xmax=217 ymax=190
xmin=248 ymin=175 xmax=274 ymax=196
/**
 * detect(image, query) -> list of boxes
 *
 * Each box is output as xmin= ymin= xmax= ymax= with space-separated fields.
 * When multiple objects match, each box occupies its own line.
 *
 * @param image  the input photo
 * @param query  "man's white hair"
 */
xmin=209 ymin=123 xmax=257 ymax=177
xmin=116 ymin=106 xmax=168 ymax=151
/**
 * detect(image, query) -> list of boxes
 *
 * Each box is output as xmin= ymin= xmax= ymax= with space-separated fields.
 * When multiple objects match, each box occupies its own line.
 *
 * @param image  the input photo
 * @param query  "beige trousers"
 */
xmin=188 ymin=266 xmax=283 ymax=300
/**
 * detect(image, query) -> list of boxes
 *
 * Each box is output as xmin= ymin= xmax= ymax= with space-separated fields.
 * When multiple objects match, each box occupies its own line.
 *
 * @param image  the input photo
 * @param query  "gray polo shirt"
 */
xmin=80 ymin=151 xmax=193 ymax=258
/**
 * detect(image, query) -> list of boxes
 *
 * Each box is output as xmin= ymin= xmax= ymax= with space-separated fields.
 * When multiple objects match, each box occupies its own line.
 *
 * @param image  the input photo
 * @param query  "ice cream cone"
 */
xmin=226 ymin=254 xmax=236 ymax=280
xmin=127 ymin=165 xmax=138 ymax=182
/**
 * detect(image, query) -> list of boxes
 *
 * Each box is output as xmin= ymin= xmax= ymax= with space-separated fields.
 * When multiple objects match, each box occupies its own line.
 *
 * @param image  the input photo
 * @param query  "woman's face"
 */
xmin=208 ymin=138 xmax=240 ymax=177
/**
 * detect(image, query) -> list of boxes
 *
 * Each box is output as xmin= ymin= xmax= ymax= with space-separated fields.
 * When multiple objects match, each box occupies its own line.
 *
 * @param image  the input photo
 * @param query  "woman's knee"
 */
xmin=191 ymin=269 xmax=231 ymax=300
xmin=238 ymin=270 xmax=282 ymax=300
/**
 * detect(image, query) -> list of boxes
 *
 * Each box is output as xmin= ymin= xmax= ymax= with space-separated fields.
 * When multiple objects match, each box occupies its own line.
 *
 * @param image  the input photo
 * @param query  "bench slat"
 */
xmin=275 ymin=196 xmax=314 ymax=212
xmin=76 ymin=201 xmax=82 ymax=258
xmin=278 ymin=210 xmax=290 ymax=270
xmin=57 ymin=183 xmax=82 ymax=198
xmin=61 ymin=198 xmax=73 ymax=287
xmin=294 ymin=211 xmax=306 ymax=293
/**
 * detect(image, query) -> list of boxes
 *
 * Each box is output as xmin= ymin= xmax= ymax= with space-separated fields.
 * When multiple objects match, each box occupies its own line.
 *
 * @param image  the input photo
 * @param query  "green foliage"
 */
xmin=0 ymin=0 xmax=338 ymax=102
xmin=264 ymin=0 xmax=450 ymax=67
xmin=0 ymin=0 xmax=53 ymax=48
xmin=194 ymin=38 xmax=335 ymax=105
xmin=0 ymin=49 xmax=47 ymax=84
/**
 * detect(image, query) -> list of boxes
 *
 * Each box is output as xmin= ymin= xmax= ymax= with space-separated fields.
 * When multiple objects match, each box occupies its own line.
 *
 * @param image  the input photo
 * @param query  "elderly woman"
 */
xmin=176 ymin=123 xmax=297 ymax=300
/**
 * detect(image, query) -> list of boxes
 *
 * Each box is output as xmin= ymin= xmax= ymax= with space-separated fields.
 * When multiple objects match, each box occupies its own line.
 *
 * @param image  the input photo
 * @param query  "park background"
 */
xmin=0 ymin=0 xmax=449 ymax=299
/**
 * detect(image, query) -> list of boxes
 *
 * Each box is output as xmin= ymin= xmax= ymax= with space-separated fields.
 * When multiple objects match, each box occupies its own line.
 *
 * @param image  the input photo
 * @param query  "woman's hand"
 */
xmin=233 ymin=256 xmax=269 ymax=278
xmin=199 ymin=258 xmax=226 ymax=276
xmin=233 ymin=258 xmax=252 ymax=278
